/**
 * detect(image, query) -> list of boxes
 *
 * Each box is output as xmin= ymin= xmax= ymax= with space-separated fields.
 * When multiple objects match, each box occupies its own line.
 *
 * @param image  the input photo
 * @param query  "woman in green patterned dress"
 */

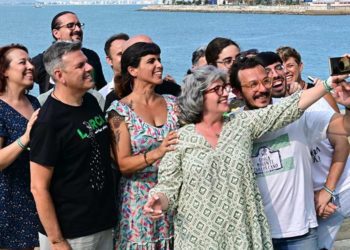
xmin=144 ymin=61 xmax=348 ymax=249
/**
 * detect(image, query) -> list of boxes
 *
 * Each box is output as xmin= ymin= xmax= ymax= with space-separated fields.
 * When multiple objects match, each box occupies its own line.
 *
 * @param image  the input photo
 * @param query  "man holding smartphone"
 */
xmin=230 ymin=52 xmax=350 ymax=250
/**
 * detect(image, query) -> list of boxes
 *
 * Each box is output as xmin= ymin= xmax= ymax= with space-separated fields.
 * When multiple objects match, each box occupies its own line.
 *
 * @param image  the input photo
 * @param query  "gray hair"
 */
xmin=43 ymin=41 xmax=82 ymax=80
xmin=192 ymin=45 xmax=206 ymax=66
xmin=178 ymin=65 xmax=227 ymax=125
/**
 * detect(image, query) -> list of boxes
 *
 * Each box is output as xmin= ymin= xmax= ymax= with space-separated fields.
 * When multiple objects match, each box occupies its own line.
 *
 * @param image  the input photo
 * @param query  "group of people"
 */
xmin=1 ymin=9 xmax=350 ymax=250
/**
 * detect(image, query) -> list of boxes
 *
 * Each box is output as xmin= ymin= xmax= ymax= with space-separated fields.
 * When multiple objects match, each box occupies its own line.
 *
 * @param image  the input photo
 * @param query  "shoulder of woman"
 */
xmin=162 ymin=94 xmax=177 ymax=103
xmin=106 ymin=99 xmax=130 ymax=118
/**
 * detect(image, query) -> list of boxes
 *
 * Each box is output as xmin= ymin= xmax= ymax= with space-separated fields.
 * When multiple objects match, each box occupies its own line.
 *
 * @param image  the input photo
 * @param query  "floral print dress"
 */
xmin=107 ymin=95 xmax=178 ymax=250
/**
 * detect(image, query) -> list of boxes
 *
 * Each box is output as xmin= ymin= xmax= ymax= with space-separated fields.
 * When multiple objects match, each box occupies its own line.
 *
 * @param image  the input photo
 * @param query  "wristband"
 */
xmin=51 ymin=238 xmax=64 ymax=244
xmin=143 ymin=152 xmax=150 ymax=165
xmin=322 ymin=77 xmax=333 ymax=93
xmin=17 ymin=138 xmax=30 ymax=151
xmin=323 ymin=185 xmax=335 ymax=200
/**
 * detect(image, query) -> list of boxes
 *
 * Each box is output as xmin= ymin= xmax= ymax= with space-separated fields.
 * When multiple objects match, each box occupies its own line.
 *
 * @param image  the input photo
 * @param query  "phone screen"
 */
xmin=329 ymin=57 xmax=350 ymax=76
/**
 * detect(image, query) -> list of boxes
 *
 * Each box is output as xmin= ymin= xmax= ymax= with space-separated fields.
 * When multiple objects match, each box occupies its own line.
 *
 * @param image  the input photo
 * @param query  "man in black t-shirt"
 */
xmin=32 ymin=11 xmax=107 ymax=93
xmin=30 ymin=41 xmax=116 ymax=250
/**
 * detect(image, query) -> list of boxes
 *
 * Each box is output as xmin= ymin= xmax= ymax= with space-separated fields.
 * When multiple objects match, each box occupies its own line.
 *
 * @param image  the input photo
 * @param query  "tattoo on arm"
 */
xmin=108 ymin=111 xmax=125 ymax=147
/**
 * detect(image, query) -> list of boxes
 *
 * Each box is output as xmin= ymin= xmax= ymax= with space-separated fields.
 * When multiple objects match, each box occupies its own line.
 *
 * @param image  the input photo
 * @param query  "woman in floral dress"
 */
xmin=107 ymin=42 xmax=178 ymax=249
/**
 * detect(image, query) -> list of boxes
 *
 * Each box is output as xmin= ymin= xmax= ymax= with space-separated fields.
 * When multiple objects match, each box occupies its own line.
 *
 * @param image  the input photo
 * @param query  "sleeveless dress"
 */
xmin=107 ymin=95 xmax=178 ymax=250
xmin=0 ymin=95 xmax=40 ymax=248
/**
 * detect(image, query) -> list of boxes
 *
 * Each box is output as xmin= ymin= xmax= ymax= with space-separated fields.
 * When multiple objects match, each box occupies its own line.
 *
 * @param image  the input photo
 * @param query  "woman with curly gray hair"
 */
xmin=144 ymin=61 xmax=338 ymax=249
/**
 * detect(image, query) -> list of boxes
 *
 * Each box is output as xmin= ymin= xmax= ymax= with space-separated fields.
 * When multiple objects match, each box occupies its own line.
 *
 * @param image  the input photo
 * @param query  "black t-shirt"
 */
xmin=30 ymin=93 xmax=116 ymax=238
xmin=32 ymin=47 xmax=107 ymax=93
xmin=155 ymin=79 xmax=181 ymax=97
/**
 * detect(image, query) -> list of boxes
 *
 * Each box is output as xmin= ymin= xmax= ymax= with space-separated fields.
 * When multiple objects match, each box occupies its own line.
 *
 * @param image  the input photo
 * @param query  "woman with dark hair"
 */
xmin=107 ymin=42 xmax=178 ymax=249
xmin=205 ymin=37 xmax=240 ymax=72
xmin=0 ymin=44 xmax=40 ymax=249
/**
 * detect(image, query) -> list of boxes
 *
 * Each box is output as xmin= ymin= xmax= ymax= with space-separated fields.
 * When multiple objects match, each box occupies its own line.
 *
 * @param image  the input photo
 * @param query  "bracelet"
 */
xmin=323 ymin=185 xmax=335 ymax=199
xmin=16 ymin=138 xmax=30 ymax=151
xmin=143 ymin=152 xmax=150 ymax=165
xmin=51 ymin=238 xmax=65 ymax=244
xmin=322 ymin=78 xmax=333 ymax=93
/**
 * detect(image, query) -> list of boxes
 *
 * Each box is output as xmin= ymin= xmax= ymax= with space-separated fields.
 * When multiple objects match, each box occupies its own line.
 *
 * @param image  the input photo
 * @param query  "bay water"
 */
xmin=0 ymin=4 xmax=348 ymax=96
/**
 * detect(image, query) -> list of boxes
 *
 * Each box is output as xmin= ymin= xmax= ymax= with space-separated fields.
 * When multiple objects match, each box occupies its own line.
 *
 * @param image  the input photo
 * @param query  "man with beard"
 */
xmin=32 ymin=11 xmax=107 ymax=93
xmin=230 ymin=55 xmax=350 ymax=250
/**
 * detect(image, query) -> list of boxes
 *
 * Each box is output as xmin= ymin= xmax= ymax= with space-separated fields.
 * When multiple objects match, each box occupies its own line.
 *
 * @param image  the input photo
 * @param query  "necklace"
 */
xmin=200 ymin=123 xmax=222 ymax=138
xmin=52 ymin=90 xmax=83 ymax=106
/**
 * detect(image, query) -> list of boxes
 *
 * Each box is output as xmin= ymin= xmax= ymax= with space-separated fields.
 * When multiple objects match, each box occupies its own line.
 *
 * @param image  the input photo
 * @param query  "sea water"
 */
xmin=0 ymin=4 xmax=349 ymax=96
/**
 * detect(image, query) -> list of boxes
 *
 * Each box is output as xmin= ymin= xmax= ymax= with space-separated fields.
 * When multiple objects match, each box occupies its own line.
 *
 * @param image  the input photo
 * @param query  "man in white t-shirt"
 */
xmin=230 ymin=53 xmax=350 ymax=250
xmin=275 ymin=46 xmax=350 ymax=250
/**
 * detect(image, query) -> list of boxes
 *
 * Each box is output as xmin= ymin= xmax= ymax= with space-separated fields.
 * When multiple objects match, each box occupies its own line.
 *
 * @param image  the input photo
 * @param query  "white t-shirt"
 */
xmin=98 ymin=79 xmax=114 ymax=99
xmin=252 ymin=97 xmax=334 ymax=238
xmin=312 ymin=139 xmax=350 ymax=194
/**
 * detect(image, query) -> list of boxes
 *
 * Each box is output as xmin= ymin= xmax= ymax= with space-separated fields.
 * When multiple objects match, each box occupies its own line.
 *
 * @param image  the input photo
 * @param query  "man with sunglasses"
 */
xmin=230 ymin=54 xmax=350 ymax=249
xmin=32 ymin=11 xmax=107 ymax=94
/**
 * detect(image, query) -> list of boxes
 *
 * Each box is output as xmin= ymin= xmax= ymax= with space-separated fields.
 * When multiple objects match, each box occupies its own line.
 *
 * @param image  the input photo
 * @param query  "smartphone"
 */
xmin=308 ymin=76 xmax=315 ymax=83
xmin=329 ymin=56 xmax=350 ymax=76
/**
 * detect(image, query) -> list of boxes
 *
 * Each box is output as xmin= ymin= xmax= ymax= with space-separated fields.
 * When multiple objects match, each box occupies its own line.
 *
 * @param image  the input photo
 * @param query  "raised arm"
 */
xmin=108 ymin=110 xmax=178 ymax=175
xmin=0 ymin=109 xmax=39 ymax=171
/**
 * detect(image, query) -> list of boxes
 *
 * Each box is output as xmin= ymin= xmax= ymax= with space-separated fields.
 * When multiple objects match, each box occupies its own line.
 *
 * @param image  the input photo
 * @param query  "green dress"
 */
xmin=150 ymin=92 xmax=304 ymax=250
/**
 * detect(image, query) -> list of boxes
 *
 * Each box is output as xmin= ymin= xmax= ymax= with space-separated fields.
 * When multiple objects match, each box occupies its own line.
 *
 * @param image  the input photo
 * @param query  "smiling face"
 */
xmin=52 ymin=13 xmax=83 ymax=42
xmin=4 ymin=48 xmax=34 ymax=89
xmin=129 ymin=54 xmax=163 ymax=85
xmin=283 ymin=57 xmax=303 ymax=85
xmin=238 ymin=65 xmax=272 ymax=109
xmin=58 ymin=50 xmax=94 ymax=91
xmin=265 ymin=62 xmax=287 ymax=98
xmin=203 ymin=79 xmax=231 ymax=115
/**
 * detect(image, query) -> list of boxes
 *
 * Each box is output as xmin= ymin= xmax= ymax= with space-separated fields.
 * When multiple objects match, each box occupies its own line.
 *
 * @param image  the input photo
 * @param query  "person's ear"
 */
xmin=128 ymin=66 xmax=137 ymax=78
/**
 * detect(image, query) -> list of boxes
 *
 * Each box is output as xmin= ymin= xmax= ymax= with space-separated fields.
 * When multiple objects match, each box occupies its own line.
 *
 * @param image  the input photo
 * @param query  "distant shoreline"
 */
xmin=140 ymin=4 xmax=350 ymax=15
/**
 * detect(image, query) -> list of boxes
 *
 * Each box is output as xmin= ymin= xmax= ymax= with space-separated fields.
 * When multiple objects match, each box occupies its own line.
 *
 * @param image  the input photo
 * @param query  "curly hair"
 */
xmin=178 ymin=65 xmax=227 ymax=125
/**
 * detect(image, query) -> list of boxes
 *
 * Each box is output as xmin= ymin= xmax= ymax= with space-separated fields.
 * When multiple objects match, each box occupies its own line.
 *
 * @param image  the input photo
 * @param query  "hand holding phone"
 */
xmin=329 ymin=56 xmax=350 ymax=76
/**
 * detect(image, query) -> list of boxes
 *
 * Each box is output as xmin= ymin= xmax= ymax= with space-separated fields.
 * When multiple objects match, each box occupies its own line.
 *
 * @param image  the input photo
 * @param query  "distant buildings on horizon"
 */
xmin=2 ymin=0 xmax=350 ymax=6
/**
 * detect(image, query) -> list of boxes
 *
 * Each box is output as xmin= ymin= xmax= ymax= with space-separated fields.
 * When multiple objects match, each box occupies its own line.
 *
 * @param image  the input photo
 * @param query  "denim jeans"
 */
xmin=39 ymin=228 xmax=113 ymax=250
xmin=317 ymin=188 xmax=350 ymax=250
xmin=272 ymin=228 xmax=318 ymax=250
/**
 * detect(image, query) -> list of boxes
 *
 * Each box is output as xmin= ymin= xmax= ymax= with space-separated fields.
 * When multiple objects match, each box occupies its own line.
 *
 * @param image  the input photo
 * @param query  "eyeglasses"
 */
xmin=216 ymin=57 xmax=235 ymax=68
xmin=241 ymin=78 xmax=272 ymax=91
xmin=205 ymin=83 xmax=232 ymax=96
xmin=265 ymin=64 xmax=284 ymax=76
xmin=56 ymin=22 xmax=85 ymax=30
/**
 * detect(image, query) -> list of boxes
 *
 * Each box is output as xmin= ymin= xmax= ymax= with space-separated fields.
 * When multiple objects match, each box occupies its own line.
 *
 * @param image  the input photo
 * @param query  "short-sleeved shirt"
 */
xmin=30 ymin=93 xmax=116 ymax=238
